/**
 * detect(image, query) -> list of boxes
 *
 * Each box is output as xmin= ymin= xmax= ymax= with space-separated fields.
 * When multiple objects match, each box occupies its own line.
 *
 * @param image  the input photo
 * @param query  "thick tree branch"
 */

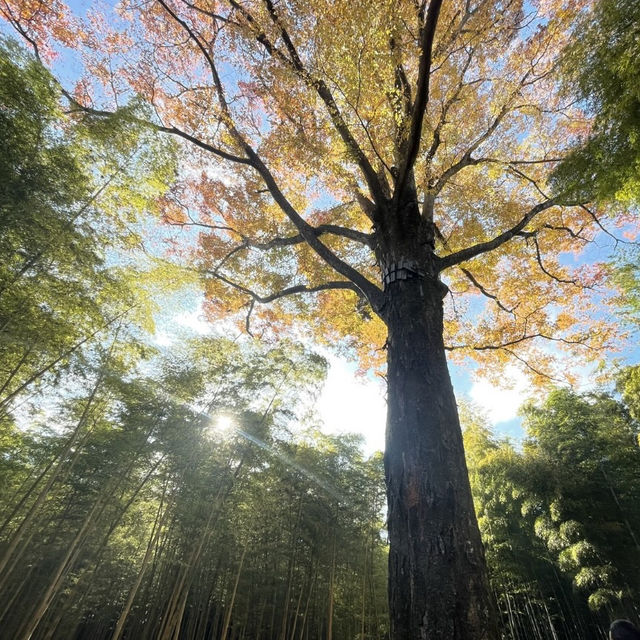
xmin=240 ymin=151 xmax=385 ymax=312
xmin=430 ymin=103 xmax=513 ymax=199
xmin=179 ymin=0 xmax=239 ymax=25
xmin=64 ymin=97 xmax=252 ymax=166
xmin=427 ymin=66 xmax=539 ymax=203
xmin=445 ymin=331 xmax=594 ymax=382
xmin=481 ymin=156 xmax=565 ymax=166
xmin=211 ymin=243 xmax=248 ymax=275
xmin=542 ymin=223 xmax=589 ymax=242
xmin=261 ymin=224 xmax=373 ymax=248
xmin=580 ymin=204 xmax=631 ymax=245
xmin=155 ymin=0 xmax=385 ymax=313
xmin=159 ymin=124 xmax=252 ymax=164
xmin=424 ymin=48 xmax=475 ymax=169
xmin=503 ymin=348 xmax=564 ymax=382
xmin=446 ymin=331 xmax=594 ymax=352
xmin=432 ymin=0 xmax=489 ymax=60
xmin=155 ymin=0 xmax=246 ymax=149
xmin=389 ymin=33 xmax=413 ymax=146
xmin=438 ymin=198 xmax=560 ymax=270
xmin=425 ymin=156 xmax=565 ymax=213
xmin=330 ymin=77 xmax=393 ymax=179
xmin=166 ymin=216 xmax=373 ymax=248
xmin=394 ymin=0 xmax=444 ymax=199
xmin=506 ymin=163 xmax=550 ymax=201
xmin=211 ymin=275 xmax=362 ymax=337
xmin=0 ymin=3 xmax=42 ymax=60
xmin=164 ymin=218 xmax=238 ymax=234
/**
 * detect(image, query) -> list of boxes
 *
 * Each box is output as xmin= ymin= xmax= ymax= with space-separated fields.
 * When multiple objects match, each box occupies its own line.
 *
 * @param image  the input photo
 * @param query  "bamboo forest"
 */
xmin=0 ymin=0 xmax=639 ymax=639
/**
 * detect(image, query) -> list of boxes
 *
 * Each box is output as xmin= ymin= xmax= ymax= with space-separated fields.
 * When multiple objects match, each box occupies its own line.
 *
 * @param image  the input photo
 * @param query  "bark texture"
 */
xmin=384 ymin=274 xmax=498 ymax=640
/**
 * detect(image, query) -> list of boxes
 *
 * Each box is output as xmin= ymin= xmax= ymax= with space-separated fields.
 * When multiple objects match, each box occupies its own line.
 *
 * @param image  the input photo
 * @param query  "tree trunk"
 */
xmin=110 ymin=496 xmax=168 ymax=640
xmin=298 ymin=564 xmax=316 ymax=640
xmin=289 ymin=577 xmax=305 ymax=640
xmin=17 ymin=488 xmax=104 ymax=640
xmin=0 ymin=375 xmax=101 ymax=584
xmin=327 ymin=531 xmax=336 ymax=640
xmin=361 ymin=540 xmax=367 ymax=640
xmin=279 ymin=497 xmax=303 ymax=640
xmin=220 ymin=545 xmax=247 ymax=640
xmin=384 ymin=275 xmax=497 ymax=640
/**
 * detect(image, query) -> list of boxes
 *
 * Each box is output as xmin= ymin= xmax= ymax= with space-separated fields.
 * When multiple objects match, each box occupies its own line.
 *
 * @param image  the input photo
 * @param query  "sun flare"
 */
xmin=213 ymin=414 xmax=235 ymax=433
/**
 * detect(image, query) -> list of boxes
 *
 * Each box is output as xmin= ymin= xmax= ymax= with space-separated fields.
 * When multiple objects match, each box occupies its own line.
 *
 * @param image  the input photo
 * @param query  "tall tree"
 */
xmin=552 ymin=0 xmax=640 ymax=204
xmin=0 ymin=36 xmax=176 ymax=414
xmin=463 ymin=410 xmax=574 ymax=640
xmin=0 ymin=329 xmax=389 ymax=640
xmin=522 ymin=388 xmax=640 ymax=615
xmin=1 ymin=1 xmax=627 ymax=637
xmin=463 ymin=387 xmax=640 ymax=640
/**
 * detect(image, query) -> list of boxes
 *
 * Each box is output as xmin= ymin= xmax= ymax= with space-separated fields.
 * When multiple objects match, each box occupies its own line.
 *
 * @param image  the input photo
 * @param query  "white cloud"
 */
xmin=317 ymin=356 xmax=534 ymax=453
xmin=469 ymin=366 xmax=531 ymax=423
xmin=316 ymin=356 xmax=387 ymax=454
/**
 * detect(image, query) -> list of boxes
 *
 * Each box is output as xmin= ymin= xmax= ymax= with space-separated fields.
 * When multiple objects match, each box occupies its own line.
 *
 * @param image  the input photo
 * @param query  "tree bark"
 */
xmin=384 ymin=275 xmax=498 ymax=640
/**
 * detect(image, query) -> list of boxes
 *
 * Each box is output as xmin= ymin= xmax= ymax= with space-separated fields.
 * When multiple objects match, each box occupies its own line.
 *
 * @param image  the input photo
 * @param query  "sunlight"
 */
xmin=215 ymin=414 xmax=234 ymax=431
xmin=206 ymin=413 xmax=236 ymax=439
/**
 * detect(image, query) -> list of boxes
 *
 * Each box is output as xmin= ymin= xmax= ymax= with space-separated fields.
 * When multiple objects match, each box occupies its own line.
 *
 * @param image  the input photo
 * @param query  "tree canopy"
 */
xmin=552 ymin=0 xmax=640 ymax=204
xmin=0 ymin=35 xmax=179 ymax=416
xmin=464 ymin=375 xmax=640 ymax=638
xmin=0 ymin=0 xmax=628 ymax=377
xmin=1 ymin=1 xmax=638 ymax=638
